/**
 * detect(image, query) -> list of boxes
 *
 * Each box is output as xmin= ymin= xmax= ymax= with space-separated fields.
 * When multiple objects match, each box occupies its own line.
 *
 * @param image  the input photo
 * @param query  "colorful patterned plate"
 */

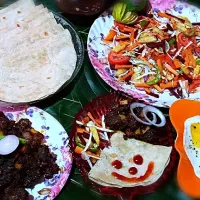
xmin=3 ymin=107 xmax=73 ymax=200
xmin=87 ymin=0 xmax=200 ymax=108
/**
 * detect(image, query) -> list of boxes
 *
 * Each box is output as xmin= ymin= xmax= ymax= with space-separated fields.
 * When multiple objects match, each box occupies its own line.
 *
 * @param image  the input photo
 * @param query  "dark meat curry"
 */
xmin=0 ymin=112 xmax=59 ymax=200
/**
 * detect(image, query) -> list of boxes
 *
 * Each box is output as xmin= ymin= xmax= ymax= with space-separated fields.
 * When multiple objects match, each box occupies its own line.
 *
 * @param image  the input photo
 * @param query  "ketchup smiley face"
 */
xmin=111 ymin=154 xmax=154 ymax=183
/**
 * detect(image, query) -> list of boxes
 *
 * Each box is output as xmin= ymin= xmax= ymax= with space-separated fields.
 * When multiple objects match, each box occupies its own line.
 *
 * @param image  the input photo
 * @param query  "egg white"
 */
xmin=184 ymin=116 xmax=200 ymax=178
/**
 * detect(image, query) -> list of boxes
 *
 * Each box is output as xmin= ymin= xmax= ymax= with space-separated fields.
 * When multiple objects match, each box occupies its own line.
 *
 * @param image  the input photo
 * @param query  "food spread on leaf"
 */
xmin=0 ymin=112 xmax=59 ymax=199
xmin=184 ymin=116 xmax=200 ymax=178
xmin=103 ymin=8 xmax=200 ymax=98
xmin=74 ymin=97 xmax=173 ymax=187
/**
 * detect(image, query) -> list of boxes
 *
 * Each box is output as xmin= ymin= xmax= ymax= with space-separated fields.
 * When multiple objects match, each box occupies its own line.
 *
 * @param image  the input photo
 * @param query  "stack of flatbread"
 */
xmin=0 ymin=0 xmax=77 ymax=103
xmin=89 ymin=133 xmax=172 ymax=188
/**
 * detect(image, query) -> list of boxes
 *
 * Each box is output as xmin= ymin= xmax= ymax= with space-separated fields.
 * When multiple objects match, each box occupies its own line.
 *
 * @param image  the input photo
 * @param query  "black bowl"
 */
xmin=0 ymin=11 xmax=84 ymax=106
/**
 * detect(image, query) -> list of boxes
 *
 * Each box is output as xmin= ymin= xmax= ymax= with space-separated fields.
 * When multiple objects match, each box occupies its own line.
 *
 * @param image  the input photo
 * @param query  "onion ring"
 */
xmin=130 ymin=103 xmax=157 ymax=125
xmin=143 ymin=106 xmax=166 ymax=127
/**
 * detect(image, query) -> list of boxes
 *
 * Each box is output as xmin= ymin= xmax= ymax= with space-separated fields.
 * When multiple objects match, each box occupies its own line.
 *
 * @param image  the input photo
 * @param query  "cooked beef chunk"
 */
xmin=4 ymin=187 xmax=28 ymax=200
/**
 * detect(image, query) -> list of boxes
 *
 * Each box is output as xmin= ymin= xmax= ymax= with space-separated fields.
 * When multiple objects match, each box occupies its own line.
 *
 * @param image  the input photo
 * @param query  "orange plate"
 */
xmin=169 ymin=99 xmax=200 ymax=198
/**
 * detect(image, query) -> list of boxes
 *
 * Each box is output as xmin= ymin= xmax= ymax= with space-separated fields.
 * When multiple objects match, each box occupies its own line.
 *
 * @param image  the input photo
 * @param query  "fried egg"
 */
xmin=184 ymin=116 xmax=200 ymax=178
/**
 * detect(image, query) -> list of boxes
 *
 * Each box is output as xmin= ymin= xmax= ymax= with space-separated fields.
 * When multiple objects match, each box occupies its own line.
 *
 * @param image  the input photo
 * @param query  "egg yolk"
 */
xmin=191 ymin=123 xmax=200 ymax=148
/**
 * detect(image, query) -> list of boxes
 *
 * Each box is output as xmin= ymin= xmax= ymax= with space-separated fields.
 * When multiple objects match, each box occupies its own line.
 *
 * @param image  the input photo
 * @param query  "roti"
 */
xmin=0 ymin=0 xmax=77 ymax=103
xmin=88 ymin=133 xmax=172 ymax=188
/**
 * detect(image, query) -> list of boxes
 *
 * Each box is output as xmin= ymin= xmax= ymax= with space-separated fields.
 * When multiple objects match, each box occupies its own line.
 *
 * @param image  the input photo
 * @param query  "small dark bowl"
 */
xmin=56 ymin=0 xmax=116 ymax=26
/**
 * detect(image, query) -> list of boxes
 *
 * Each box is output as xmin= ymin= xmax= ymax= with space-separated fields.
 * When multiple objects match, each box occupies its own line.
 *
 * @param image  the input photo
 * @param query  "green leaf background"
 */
xmin=1 ymin=0 xmax=199 ymax=199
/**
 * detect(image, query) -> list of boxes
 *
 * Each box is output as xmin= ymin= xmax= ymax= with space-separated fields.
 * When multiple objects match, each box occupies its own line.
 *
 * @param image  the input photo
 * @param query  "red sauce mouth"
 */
xmin=112 ymin=162 xmax=154 ymax=183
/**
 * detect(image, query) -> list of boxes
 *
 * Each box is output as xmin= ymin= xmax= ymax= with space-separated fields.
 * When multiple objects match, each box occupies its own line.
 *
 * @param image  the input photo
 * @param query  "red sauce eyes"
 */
xmin=112 ymin=160 xmax=123 ymax=169
xmin=129 ymin=167 xmax=138 ymax=175
xmin=133 ymin=154 xmax=143 ymax=165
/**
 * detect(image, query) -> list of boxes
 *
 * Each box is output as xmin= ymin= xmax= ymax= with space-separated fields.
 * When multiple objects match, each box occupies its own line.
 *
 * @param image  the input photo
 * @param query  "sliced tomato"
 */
xmin=178 ymin=32 xmax=191 ymax=46
xmin=189 ymin=80 xmax=200 ymax=93
xmin=108 ymin=51 xmax=130 ymax=65
xmin=157 ymin=55 xmax=176 ymax=69
xmin=114 ymin=21 xmax=126 ymax=30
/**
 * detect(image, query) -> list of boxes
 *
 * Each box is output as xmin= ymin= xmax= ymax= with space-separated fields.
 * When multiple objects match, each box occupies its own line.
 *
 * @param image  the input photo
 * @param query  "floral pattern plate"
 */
xmin=3 ymin=107 xmax=73 ymax=200
xmin=87 ymin=0 xmax=200 ymax=107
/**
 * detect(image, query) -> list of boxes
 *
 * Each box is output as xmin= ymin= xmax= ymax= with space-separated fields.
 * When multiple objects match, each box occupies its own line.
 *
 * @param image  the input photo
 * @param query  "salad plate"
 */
xmin=2 ymin=107 xmax=72 ymax=200
xmin=87 ymin=0 xmax=200 ymax=107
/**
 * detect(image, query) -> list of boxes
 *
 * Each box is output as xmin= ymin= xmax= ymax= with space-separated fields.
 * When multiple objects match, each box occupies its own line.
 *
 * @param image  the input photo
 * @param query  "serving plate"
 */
xmin=70 ymin=92 xmax=178 ymax=199
xmin=2 ymin=107 xmax=73 ymax=200
xmin=87 ymin=0 xmax=200 ymax=108
xmin=170 ymin=99 xmax=200 ymax=198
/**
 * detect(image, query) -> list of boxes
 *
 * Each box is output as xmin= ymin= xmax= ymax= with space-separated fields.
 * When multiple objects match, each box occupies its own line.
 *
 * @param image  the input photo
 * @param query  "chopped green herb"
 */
xmin=196 ymin=59 xmax=200 ymax=65
xmin=168 ymin=38 xmax=176 ymax=46
xmin=140 ymin=20 xmax=149 ymax=27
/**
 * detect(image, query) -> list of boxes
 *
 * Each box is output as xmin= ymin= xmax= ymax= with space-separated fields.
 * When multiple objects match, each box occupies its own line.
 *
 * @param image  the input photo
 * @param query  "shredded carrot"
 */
xmin=174 ymin=59 xmax=182 ymax=69
xmin=115 ymin=65 xmax=133 ymax=69
xmin=157 ymin=59 xmax=163 ymax=72
xmin=165 ymin=63 xmax=179 ymax=76
xmin=74 ymin=146 xmax=100 ymax=158
xmin=104 ymin=29 xmax=117 ymax=41
xmin=87 ymin=151 xmax=100 ymax=159
xmin=74 ymin=146 xmax=83 ymax=154
xmin=130 ymin=30 xmax=135 ymax=42
xmin=103 ymin=40 xmax=113 ymax=44
xmin=157 ymin=12 xmax=172 ymax=20
xmin=125 ymin=42 xmax=139 ymax=51
xmin=160 ymin=81 xmax=178 ymax=89
xmin=123 ymin=27 xmax=134 ymax=33
xmin=82 ymin=116 xmax=90 ymax=124
xmin=134 ymin=83 xmax=151 ymax=88
xmin=145 ymin=88 xmax=151 ymax=93
xmin=185 ymin=48 xmax=195 ymax=67
xmin=116 ymin=35 xmax=130 ymax=40
xmin=87 ymin=112 xmax=101 ymax=127
xmin=119 ymin=70 xmax=134 ymax=81
xmin=77 ymin=128 xmax=89 ymax=134
xmin=153 ymin=84 xmax=163 ymax=92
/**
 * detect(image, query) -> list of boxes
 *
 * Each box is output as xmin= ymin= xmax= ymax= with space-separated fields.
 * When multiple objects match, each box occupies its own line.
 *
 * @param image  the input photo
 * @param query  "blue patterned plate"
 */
xmin=3 ymin=107 xmax=73 ymax=200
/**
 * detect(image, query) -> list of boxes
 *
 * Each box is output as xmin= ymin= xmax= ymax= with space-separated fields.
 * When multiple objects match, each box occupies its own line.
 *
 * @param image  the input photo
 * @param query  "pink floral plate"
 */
xmin=2 ymin=106 xmax=73 ymax=200
xmin=87 ymin=0 xmax=200 ymax=108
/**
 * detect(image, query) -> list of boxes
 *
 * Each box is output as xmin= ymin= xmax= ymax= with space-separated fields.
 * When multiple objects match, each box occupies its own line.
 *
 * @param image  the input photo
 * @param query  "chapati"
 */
xmin=0 ymin=0 xmax=77 ymax=103
xmin=88 ymin=133 xmax=172 ymax=188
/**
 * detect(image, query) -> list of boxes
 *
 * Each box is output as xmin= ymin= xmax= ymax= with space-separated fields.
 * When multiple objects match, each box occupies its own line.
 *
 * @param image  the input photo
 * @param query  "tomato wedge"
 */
xmin=178 ymin=32 xmax=191 ymax=46
xmin=108 ymin=51 xmax=130 ymax=65
xmin=189 ymin=80 xmax=200 ymax=93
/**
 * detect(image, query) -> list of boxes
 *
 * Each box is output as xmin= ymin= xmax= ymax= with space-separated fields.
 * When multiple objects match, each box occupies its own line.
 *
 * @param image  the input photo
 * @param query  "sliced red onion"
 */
xmin=83 ymin=132 xmax=92 ymax=152
xmin=143 ymin=106 xmax=166 ymax=127
xmin=194 ymin=49 xmax=200 ymax=58
xmin=130 ymin=103 xmax=157 ymax=125
xmin=196 ymin=36 xmax=200 ymax=40
xmin=81 ymin=152 xmax=93 ymax=168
